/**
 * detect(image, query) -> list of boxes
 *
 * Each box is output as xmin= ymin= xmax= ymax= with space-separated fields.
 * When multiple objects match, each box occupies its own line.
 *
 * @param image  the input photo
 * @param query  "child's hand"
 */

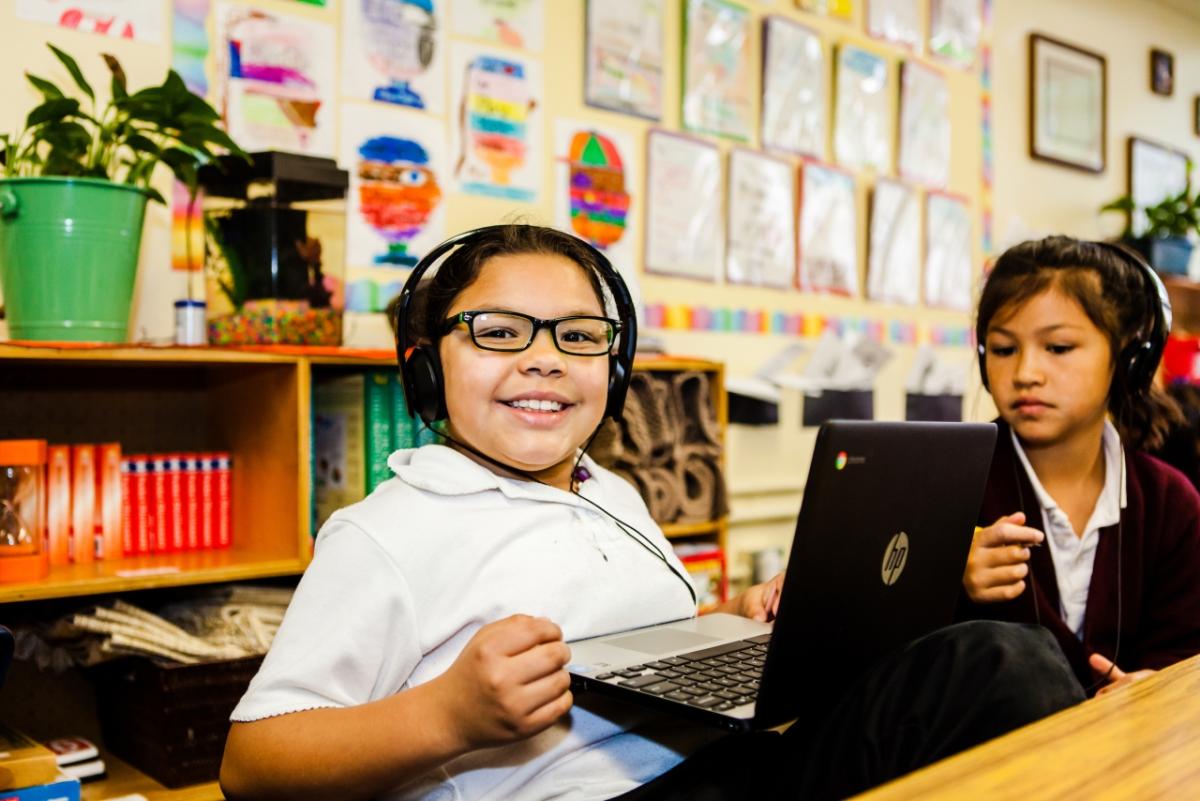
xmin=962 ymin=512 xmax=1044 ymax=603
xmin=436 ymin=614 xmax=573 ymax=750
xmin=1089 ymin=653 xmax=1156 ymax=697
xmin=710 ymin=572 xmax=784 ymax=621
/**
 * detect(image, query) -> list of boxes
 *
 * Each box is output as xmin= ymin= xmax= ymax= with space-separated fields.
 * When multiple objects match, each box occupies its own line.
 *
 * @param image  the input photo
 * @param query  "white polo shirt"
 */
xmin=1011 ymin=421 xmax=1125 ymax=639
xmin=232 ymin=445 xmax=718 ymax=801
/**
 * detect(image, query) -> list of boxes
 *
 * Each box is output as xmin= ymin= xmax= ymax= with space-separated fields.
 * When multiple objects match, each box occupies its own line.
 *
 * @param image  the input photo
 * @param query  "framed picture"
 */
xmin=760 ymin=16 xmax=825 ymax=158
xmin=584 ymin=0 xmax=665 ymax=120
xmin=929 ymin=0 xmax=982 ymax=69
xmin=1128 ymin=136 xmax=1191 ymax=237
xmin=1029 ymin=33 xmax=1106 ymax=173
xmin=644 ymin=129 xmax=723 ymax=281
xmin=1151 ymin=48 xmax=1174 ymax=96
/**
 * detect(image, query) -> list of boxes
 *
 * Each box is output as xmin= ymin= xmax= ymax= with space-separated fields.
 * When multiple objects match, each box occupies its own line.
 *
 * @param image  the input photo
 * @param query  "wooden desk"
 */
xmin=852 ymin=654 xmax=1200 ymax=800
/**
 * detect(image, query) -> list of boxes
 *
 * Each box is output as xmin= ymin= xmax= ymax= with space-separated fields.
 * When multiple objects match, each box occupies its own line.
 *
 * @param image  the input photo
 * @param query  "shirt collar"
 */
xmin=1009 ymin=419 xmax=1126 ymax=529
xmin=387 ymin=443 xmax=600 ymax=505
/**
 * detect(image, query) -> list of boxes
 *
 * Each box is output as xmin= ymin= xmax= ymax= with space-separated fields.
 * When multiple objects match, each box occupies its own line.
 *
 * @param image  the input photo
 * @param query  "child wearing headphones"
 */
xmin=962 ymin=235 xmax=1200 ymax=696
xmin=222 ymin=225 xmax=1083 ymax=801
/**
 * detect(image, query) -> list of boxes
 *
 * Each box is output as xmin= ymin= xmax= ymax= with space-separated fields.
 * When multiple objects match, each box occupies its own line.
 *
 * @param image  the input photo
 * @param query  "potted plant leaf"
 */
xmin=0 ymin=44 xmax=247 ymax=342
xmin=1101 ymin=169 xmax=1199 ymax=277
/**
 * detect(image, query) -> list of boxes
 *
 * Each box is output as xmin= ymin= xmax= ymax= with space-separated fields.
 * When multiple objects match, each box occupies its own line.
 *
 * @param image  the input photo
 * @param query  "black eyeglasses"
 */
xmin=442 ymin=310 xmax=620 ymax=356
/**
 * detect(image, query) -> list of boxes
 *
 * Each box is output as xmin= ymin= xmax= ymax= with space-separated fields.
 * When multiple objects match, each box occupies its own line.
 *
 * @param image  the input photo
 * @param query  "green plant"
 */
xmin=1101 ymin=166 xmax=1200 ymax=240
xmin=0 ymin=43 xmax=246 ymax=204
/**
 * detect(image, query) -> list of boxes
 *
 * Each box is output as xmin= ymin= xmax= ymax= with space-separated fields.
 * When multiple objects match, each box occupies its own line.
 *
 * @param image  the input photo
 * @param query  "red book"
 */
xmin=96 ymin=443 xmax=122 ymax=560
xmin=120 ymin=458 xmax=134 ymax=556
xmin=199 ymin=452 xmax=215 ymax=550
xmin=70 ymin=445 xmax=96 ymax=563
xmin=166 ymin=453 xmax=185 ymax=552
xmin=215 ymin=453 xmax=232 ymax=548
xmin=151 ymin=455 xmax=169 ymax=553
xmin=46 ymin=445 xmax=72 ymax=566
xmin=184 ymin=453 xmax=200 ymax=550
xmin=128 ymin=454 xmax=151 ymax=555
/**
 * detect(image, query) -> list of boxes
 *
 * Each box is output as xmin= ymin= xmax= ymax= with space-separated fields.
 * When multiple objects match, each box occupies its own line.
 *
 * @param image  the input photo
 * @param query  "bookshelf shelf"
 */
xmin=83 ymin=751 xmax=223 ymax=801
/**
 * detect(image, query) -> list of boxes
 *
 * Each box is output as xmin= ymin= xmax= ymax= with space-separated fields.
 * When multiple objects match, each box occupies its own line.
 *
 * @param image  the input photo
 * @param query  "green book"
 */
xmin=389 ymin=372 xmax=416 ymax=451
xmin=365 ymin=371 xmax=393 ymax=493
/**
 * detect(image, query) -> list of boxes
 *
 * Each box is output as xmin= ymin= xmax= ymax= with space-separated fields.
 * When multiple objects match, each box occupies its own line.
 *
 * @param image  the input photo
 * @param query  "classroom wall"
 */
xmin=2 ymin=0 xmax=1198 ymax=584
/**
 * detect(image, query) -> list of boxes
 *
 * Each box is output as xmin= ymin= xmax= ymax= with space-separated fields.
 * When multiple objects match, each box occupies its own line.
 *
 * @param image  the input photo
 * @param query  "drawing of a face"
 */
xmin=363 ymin=0 xmax=437 ymax=109
xmin=357 ymin=136 xmax=443 ymax=266
xmin=464 ymin=56 xmax=530 ymax=185
xmin=567 ymin=131 xmax=629 ymax=250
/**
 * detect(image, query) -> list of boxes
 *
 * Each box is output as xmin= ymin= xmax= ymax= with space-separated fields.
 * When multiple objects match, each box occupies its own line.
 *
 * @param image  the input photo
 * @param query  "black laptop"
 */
xmin=568 ymin=420 xmax=997 ymax=731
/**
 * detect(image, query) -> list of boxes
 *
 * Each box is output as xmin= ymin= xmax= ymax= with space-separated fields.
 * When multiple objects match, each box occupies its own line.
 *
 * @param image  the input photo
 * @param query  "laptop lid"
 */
xmin=752 ymin=420 xmax=996 ymax=728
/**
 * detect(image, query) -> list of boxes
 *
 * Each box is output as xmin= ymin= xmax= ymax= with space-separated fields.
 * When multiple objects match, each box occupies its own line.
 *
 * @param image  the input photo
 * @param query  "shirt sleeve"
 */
xmin=231 ymin=519 xmax=423 ymax=721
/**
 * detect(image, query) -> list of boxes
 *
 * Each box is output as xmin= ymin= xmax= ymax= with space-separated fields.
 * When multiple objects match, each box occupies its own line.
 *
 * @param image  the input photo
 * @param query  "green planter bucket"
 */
xmin=0 ymin=177 xmax=150 ymax=342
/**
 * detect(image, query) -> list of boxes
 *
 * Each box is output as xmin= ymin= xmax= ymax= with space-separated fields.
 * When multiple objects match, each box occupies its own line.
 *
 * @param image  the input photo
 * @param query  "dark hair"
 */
xmin=386 ymin=225 xmax=610 ymax=345
xmin=976 ymin=235 xmax=1182 ymax=450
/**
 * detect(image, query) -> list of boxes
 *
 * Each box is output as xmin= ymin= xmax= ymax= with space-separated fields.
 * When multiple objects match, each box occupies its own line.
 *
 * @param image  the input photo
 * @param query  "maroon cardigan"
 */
xmin=956 ymin=421 xmax=1200 ymax=690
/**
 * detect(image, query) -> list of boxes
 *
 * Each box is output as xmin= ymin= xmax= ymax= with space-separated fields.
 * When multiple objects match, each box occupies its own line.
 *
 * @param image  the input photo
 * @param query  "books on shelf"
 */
xmin=0 ymin=724 xmax=58 ymax=791
xmin=674 ymin=542 xmax=728 ymax=613
xmin=313 ymin=370 xmax=433 ymax=531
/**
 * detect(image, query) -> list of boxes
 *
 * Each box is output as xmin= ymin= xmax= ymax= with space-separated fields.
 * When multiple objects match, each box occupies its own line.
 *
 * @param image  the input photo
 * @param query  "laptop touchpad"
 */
xmin=606 ymin=629 xmax=721 ymax=654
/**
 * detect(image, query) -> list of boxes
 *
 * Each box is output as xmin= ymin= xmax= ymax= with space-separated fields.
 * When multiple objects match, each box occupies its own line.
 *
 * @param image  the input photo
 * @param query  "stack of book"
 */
xmin=0 ymin=725 xmax=82 ymax=801
xmin=312 ymin=371 xmax=436 ymax=528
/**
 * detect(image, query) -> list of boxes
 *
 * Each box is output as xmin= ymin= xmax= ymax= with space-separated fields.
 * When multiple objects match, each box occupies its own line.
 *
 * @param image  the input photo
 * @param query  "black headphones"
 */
xmin=394 ymin=225 xmax=638 ymax=425
xmin=978 ymin=240 xmax=1172 ymax=394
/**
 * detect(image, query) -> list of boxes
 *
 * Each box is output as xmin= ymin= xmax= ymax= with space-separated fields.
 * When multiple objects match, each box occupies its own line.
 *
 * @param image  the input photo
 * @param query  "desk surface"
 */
xmin=853 ymin=653 xmax=1200 ymax=800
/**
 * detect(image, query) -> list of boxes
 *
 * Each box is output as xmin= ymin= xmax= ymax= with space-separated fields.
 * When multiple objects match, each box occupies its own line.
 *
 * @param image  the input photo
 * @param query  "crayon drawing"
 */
xmin=342 ymin=0 xmax=445 ymax=113
xmin=452 ymin=0 xmax=543 ymax=51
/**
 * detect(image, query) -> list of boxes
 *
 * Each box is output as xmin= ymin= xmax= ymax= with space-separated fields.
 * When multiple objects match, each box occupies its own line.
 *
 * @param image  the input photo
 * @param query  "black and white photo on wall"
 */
xmin=1151 ymin=48 xmax=1174 ymax=96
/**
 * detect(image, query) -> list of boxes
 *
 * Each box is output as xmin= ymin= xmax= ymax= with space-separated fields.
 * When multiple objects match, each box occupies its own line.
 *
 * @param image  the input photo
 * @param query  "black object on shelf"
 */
xmin=198 ymin=151 xmax=348 ymax=203
xmin=91 ymin=655 xmax=263 ymax=788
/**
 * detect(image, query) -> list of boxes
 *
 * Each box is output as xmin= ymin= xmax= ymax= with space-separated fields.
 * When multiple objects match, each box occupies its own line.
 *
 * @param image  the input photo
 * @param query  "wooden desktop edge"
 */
xmin=850 ymin=652 xmax=1200 ymax=800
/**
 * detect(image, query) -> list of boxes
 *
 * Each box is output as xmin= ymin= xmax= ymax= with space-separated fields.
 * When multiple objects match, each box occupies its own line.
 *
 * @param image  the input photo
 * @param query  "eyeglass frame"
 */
xmin=441 ymin=309 xmax=622 ymax=356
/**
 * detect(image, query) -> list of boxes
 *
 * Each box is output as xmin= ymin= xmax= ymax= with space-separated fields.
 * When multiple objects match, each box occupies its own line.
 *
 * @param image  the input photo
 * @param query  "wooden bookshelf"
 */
xmin=83 ymin=752 xmax=223 ymax=801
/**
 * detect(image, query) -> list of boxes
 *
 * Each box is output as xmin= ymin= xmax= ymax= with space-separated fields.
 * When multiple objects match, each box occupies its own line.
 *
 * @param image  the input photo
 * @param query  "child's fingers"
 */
xmin=980 ymin=523 xmax=1043 ymax=548
xmin=513 ymin=667 xmax=573 ymax=716
xmin=522 ymin=687 xmax=575 ymax=734
xmin=490 ymin=615 xmax=564 ymax=656
xmin=973 ymin=579 xmax=1026 ymax=603
xmin=1089 ymin=653 xmax=1126 ymax=681
xmin=508 ymin=640 xmax=571 ymax=685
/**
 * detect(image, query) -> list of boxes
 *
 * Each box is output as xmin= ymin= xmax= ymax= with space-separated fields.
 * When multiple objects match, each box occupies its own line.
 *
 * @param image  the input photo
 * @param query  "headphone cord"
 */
xmin=420 ymin=424 xmax=699 ymax=608
xmin=1011 ymin=440 xmax=1122 ymax=693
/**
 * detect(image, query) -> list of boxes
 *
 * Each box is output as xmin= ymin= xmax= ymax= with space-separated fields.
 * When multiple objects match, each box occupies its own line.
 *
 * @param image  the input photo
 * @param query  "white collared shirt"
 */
xmin=1011 ymin=421 xmax=1126 ymax=639
xmin=232 ymin=445 xmax=714 ymax=801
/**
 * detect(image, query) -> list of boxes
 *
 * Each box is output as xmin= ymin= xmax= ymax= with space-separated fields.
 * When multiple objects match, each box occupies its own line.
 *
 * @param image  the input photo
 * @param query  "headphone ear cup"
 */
xmin=409 ymin=347 xmax=447 ymax=424
xmin=1122 ymin=340 xmax=1155 ymax=395
xmin=606 ymin=355 xmax=628 ymax=420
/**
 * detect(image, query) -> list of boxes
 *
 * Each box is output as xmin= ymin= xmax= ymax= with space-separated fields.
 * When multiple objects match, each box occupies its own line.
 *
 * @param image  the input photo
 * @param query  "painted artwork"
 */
xmin=682 ymin=0 xmax=754 ymax=141
xmin=554 ymin=121 xmax=643 ymax=325
xmin=761 ymin=16 xmax=825 ymax=158
xmin=584 ymin=0 xmax=664 ymax=120
xmin=451 ymin=43 xmax=542 ymax=202
xmin=217 ymin=3 xmax=337 ymax=156
xmin=795 ymin=0 xmax=853 ymax=20
xmin=342 ymin=0 xmax=445 ymax=113
xmin=925 ymin=192 xmax=973 ymax=310
xmin=342 ymin=103 xmax=446 ymax=314
xmin=452 ymin=0 xmax=543 ymax=51
xmin=898 ymin=61 xmax=950 ymax=188
xmin=644 ymin=130 xmax=723 ymax=281
xmin=797 ymin=161 xmax=858 ymax=296
xmin=834 ymin=44 xmax=891 ymax=173
xmin=726 ymin=149 xmax=796 ymax=288
xmin=16 ymin=0 xmax=166 ymax=42
xmin=171 ymin=0 xmax=212 ymax=272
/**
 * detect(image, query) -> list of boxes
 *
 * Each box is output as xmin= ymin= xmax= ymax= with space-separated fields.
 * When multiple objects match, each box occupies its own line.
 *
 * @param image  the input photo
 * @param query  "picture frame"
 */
xmin=1128 ymin=136 xmax=1191 ymax=237
xmin=1151 ymin=48 xmax=1174 ymax=97
xmin=583 ymin=0 xmax=665 ymax=121
xmin=1028 ymin=33 xmax=1106 ymax=174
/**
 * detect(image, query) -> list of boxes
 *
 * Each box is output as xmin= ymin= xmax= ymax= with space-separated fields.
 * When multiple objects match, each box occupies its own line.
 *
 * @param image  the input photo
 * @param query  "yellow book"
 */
xmin=0 ymin=724 xmax=58 ymax=790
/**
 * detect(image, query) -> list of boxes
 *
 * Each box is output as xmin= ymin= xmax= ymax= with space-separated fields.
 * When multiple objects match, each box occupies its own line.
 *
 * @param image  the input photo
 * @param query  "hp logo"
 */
xmin=881 ymin=532 xmax=909 ymax=586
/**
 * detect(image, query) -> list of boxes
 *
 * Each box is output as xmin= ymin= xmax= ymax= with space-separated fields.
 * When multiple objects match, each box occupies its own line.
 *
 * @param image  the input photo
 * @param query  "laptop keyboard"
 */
xmin=592 ymin=633 xmax=771 ymax=712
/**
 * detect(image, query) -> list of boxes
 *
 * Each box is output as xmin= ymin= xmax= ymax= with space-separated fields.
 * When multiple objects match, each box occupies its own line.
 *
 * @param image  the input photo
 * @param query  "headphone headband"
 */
xmin=394 ymin=225 xmax=638 ymax=424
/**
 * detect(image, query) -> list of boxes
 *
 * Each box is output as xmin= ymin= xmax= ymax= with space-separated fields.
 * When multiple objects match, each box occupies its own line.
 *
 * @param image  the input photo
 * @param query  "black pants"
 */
xmin=610 ymin=621 xmax=1085 ymax=801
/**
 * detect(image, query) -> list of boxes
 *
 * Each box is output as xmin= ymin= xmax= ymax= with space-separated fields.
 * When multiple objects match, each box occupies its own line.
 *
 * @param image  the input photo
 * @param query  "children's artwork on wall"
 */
xmin=342 ymin=103 xmax=446 ymax=278
xmin=834 ymin=45 xmax=891 ymax=173
xmin=342 ymin=0 xmax=445 ymax=114
xmin=16 ymin=0 xmax=166 ymax=42
xmin=554 ymin=120 xmax=644 ymax=324
xmin=795 ymin=0 xmax=853 ymax=20
xmin=584 ymin=0 xmax=664 ymax=120
xmin=867 ymin=179 xmax=920 ymax=306
xmin=760 ymin=16 xmax=825 ymax=158
xmin=797 ymin=161 xmax=858 ymax=296
xmin=726 ymin=149 xmax=796 ymax=288
xmin=925 ymin=192 xmax=973 ymax=310
xmin=171 ymin=0 xmax=212 ymax=273
xmin=645 ymin=130 xmax=723 ymax=281
xmin=899 ymin=61 xmax=950 ymax=188
xmin=929 ymin=0 xmax=981 ymax=69
xmin=867 ymin=0 xmax=920 ymax=51
xmin=216 ymin=3 xmax=337 ymax=156
xmin=682 ymin=0 xmax=754 ymax=142
xmin=451 ymin=0 xmax=543 ymax=51
xmin=450 ymin=43 xmax=542 ymax=202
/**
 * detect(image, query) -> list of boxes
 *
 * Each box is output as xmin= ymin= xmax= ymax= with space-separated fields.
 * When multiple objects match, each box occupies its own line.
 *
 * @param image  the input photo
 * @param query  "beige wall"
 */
xmin=2 ymin=0 xmax=1198 ymax=583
